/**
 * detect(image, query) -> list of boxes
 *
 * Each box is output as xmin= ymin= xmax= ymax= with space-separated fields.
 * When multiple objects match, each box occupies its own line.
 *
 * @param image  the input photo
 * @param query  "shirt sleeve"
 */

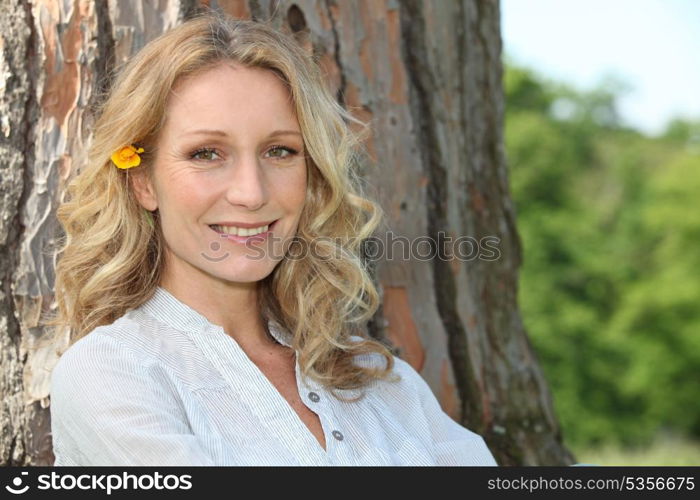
xmin=49 ymin=331 xmax=215 ymax=466
xmin=398 ymin=358 xmax=499 ymax=466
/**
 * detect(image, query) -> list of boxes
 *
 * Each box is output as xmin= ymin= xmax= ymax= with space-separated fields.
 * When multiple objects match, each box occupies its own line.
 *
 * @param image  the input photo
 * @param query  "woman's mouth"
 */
xmin=208 ymin=220 xmax=278 ymax=244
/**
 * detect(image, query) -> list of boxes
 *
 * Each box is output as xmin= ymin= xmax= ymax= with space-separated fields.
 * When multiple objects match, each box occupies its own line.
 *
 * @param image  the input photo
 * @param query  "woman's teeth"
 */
xmin=210 ymin=224 xmax=269 ymax=236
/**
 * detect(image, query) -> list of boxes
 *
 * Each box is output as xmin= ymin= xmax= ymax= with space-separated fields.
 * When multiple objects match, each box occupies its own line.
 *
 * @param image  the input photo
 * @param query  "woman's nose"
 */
xmin=224 ymin=154 xmax=268 ymax=210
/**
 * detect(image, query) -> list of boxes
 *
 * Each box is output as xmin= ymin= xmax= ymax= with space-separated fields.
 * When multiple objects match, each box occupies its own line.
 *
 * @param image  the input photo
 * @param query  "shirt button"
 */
xmin=332 ymin=430 xmax=344 ymax=441
xmin=308 ymin=391 xmax=320 ymax=403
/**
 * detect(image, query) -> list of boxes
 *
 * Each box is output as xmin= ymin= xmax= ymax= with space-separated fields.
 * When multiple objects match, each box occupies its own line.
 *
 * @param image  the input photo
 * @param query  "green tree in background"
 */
xmin=504 ymin=62 xmax=700 ymax=450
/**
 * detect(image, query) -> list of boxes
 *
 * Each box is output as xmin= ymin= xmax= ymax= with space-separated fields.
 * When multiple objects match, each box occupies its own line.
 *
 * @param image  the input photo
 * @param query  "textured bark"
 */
xmin=0 ymin=0 xmax=575 ymax=465
xmin=0 ymin=0 xmax=187 ymax=467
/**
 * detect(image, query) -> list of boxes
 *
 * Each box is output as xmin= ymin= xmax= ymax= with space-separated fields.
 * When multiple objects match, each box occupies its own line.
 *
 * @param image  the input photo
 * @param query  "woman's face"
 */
xmin=132 ymin=61 xmax=307 ymax=286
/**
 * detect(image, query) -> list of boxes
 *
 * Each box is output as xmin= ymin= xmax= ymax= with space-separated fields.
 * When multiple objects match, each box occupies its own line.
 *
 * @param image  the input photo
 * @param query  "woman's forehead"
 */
xmin=169 ymin=62 xmax=291 ymax=104
xmin=163 ymin=64 xmax=300 ymax=137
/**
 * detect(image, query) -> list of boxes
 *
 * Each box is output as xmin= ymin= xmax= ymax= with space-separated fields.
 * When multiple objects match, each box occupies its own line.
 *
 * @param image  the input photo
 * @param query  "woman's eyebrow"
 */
xmin=181 ymin=129 xmax=228 ymax=138
xmin=268 ymin=130 xmax=302 ymax=138
xmin=179 ymin=129 xmax=302 ymax=138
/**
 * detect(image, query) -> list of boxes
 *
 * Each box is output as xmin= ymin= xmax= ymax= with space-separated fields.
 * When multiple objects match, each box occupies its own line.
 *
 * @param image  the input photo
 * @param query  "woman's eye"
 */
xmin=189 ymin=146 xmax=299 ymax=162
xmin=190 ymin=148 xmax=221 ymax=161
xmin=266 ymin=145 xmax=298 ymax=160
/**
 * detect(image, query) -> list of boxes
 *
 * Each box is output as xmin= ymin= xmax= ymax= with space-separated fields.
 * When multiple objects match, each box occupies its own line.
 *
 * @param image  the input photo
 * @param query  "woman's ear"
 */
xmin=129 ymin=170 xmax=158 ymax=211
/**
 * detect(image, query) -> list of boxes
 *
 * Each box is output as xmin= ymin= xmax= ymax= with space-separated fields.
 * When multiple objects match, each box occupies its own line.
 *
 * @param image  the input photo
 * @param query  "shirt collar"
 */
xmin=136 ymin=285 xmax=293 ymax=348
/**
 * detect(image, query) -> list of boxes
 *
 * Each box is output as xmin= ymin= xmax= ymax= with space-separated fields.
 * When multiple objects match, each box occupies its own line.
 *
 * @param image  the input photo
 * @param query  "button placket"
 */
xmin=294 ymin=358 xmax=338 ymax=461
xmin=300 ymin=382 xmax=346 ymax=449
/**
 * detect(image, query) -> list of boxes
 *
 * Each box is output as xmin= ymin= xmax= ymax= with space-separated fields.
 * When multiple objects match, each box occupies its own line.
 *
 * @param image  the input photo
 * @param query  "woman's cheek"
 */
xmin=268 ymin=165 xmax=303 ymax=195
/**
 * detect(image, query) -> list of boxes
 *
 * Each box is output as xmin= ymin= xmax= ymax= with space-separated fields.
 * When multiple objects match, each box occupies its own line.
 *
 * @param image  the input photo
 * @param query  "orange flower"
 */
xmin=111 ymin=145 xmax=145 ymax=169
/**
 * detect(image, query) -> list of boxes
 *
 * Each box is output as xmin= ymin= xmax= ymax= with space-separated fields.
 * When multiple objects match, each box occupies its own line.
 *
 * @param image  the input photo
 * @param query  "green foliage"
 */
xmin=576 ymin=431 xmax=700 ymax=466
xmin=505 ymin=64 xmax=700 ymax=449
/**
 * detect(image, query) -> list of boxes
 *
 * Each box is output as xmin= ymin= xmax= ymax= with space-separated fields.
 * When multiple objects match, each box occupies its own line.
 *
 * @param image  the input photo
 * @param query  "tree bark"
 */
xmin=0 ymin=0 xmax=575 ymax=465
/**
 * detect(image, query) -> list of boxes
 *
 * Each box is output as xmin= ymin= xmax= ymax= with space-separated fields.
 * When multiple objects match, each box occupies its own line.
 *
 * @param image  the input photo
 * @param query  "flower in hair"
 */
xmin=111 ymin=144 xmax=145 ymax=169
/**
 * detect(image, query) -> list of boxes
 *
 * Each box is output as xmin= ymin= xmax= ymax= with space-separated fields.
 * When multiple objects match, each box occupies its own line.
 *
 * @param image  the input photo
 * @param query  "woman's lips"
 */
xmin=208 ymin=220 xmax=277 ymax=244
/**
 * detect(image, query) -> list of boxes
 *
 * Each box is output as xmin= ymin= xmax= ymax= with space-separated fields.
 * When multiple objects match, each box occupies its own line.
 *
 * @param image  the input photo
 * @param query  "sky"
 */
xmin=500 ymin=0 xmax=700 ymax=136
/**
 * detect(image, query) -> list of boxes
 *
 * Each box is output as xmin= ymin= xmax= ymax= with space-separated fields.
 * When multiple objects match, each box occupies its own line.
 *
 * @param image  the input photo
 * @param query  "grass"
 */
xmin=573 ymin=432 xmax=700 ymax=466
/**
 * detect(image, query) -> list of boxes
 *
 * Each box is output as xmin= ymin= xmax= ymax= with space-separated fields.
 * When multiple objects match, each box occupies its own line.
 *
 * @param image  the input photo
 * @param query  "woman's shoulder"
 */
xmin=58 ymin=307 xmax=204 ymax=365
xmin=53 ymin=313 xmax=153 ymax=370
xmin=51 ymin=310 xmax=218 ymax=394
xmin=50 ymin=319 xmax=153 ymax=392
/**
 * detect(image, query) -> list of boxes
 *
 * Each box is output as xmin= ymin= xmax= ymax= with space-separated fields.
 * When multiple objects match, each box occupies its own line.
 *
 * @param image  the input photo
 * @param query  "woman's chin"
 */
xmin=205 ymin=261 xmax=278 ymax=284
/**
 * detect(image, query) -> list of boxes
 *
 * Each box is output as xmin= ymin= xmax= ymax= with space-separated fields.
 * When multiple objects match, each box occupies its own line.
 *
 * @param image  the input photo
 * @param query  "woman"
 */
xmin=45 ymin=10 xmax=498 ymax=466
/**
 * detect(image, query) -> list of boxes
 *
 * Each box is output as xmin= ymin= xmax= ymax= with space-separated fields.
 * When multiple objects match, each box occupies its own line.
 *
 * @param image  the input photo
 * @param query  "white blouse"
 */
xmin=49 ymin=286 xmax=498 ymax=466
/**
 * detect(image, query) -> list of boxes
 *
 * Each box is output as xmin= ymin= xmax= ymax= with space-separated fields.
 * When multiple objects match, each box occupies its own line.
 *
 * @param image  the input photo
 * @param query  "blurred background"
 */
xmin=501 ymin=0 xmax=700 ymax=465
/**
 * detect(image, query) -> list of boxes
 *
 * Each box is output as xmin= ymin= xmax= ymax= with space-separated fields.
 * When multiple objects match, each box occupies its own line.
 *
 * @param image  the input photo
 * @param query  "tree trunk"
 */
xmin=0 ymin=0 xmax=575 ymax=465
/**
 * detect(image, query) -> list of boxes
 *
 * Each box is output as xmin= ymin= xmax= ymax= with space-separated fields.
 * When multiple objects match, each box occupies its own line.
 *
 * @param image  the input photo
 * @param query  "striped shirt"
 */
xmin=49 ymin=286 xmax=498 ymax=466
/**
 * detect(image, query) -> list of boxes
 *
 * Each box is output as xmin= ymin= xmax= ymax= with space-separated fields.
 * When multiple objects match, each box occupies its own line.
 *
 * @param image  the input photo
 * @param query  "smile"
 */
xmin=210 ymin=224 xmax=269 ymax=236
xmin=208 ymin=220 xmax=277 ymax=244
